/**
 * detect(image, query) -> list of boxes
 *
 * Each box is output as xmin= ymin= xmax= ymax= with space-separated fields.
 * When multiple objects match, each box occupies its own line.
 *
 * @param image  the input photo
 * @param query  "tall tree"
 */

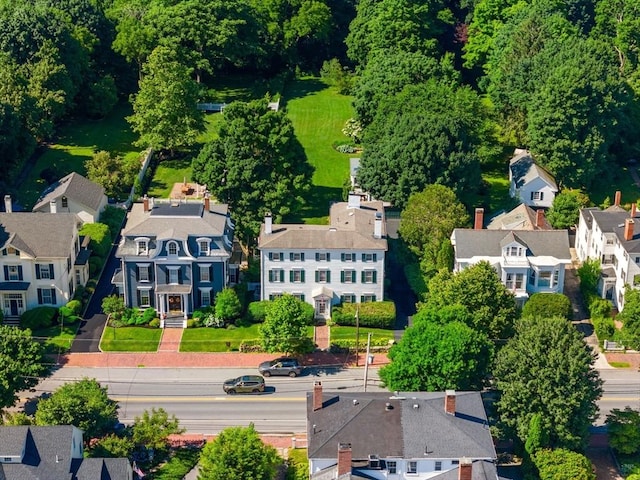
xmin=127 ymin=45 xmax=204 ymax=152
xmin=532 ymin=448 xmax=596 ymax=480
xmin=617 ymin=286 xmax=640 ymax=349
xmin=0 ymin=325 xmax=46 ymax=411
xmin=259 ymin=294 xmax=313 ymax=354
xmin=379 ymin=307 xmax=492 ymax=391
xmin=192 ymin=99 xmax=313 ymax=245
xmin=198 ymin=424 xmax=281 ymax=480
xmin=35 ymin=378 xmax=119 ymax=441
xmin=494 ymin=316 xmax=602 ymax=450
xmin=546 ymin=189 xmax=590 ymax=229
xmin=132 ymin=407 xmax=184 ymax=451
xmin=398 ymin=184 xmax=469 ymax=274
xmin=356 ymin=80 xmax=485 ymax=209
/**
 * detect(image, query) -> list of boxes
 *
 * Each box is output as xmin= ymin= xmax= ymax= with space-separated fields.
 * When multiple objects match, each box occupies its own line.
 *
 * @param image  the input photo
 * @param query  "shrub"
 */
xmin=332 ymin=302 xmax=396 ymax=328
xmin=335 ymin=144 xmax=356 ymax=153
xmin=65 ymin=299 xmax=82 ymax=316
xmin=587 ymin=294 xmax=612 ymax=319
xmin=301 ymin=302 xmax=315 ymax=325
xmin=21 ymin=307 xmax=58 ymax=330
xmin=89 ymin=257 xmax=103 ymax=276
xmin=532 ymin=448 xmax=595 ymax=480
xmin=149 ymin=318 xmax=161 ymax=328
xmin=330 ymin=337 xmax=392 ymax=349
xmin=606 ymin=407 xmax=640 ymax=454
xmin=522 ymin=293 xmax=572 ymax=320
xmin=286 ymin=448 xmax=309 ymax=480
xmin=141 ymin=308 xmax=157 ymax=325
xmin=186 ymin=319 xmax=197 ymax=328
xmin=247 ymin=301 xmax=270 ymax=323
xmin=203 ymin=313 xmax=225 ymax=328
xmin=99 ymin=206 xmax=127 ymax=242
xmin=592 ymin=316 xmax=615 ymax=343
xmin=214 ymin=287 xmax=242 ymax=322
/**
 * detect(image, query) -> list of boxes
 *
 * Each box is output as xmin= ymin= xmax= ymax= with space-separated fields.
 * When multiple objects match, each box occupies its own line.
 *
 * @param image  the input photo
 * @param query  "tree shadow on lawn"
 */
xmin=289 ymin=185 xmax=342 ymax=223
xmin=280 ymin=78 xmax=328 ymax=108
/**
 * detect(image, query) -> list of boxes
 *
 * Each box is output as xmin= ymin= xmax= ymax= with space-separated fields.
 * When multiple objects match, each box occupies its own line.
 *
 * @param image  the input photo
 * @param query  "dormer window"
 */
xmin=167 ymin=241 xmax=178 ymax=256
xmin=197 ymin=238 xmax=210 ymax=256
xmin=506 ymin=246 xmax=523 ymax=256
xmin=135 ymin=238 xmax=150 ymax=255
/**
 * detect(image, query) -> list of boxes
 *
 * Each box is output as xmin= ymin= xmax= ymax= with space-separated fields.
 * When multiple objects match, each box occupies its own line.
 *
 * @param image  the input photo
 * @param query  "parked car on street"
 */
xmin=258 ymin=357 xmax=302 ymax=377
xmin=223 ymin=375 xmax=265 ymax=394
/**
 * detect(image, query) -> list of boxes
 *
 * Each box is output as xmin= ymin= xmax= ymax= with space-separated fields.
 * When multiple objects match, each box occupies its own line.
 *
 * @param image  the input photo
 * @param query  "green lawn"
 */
xmin=180 ymin=324 xmax=315 ymax=352
xmin=19 ymin=103 xmax=142 ymax=209
xmin=330 ymin=326 xmax=395 ymax=343
xmin=32 ymin=324 xmax=79 ymax=355
xmin=146 ymin=158 xmax=194 ymax=198
xmin=590 ymin=165 xmax=640 ymax=208
xmin=284 ymin=77 xmax=355 ymax=223
xmin=100 ymin=326 xmax=162 ymax=352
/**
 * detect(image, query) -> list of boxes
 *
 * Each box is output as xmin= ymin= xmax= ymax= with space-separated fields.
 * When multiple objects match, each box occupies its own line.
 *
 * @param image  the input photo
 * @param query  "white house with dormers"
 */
xmin=258 ymin=195 xmax=387 ymax=319
xmin=112 ymin=196 xmax=237 ymax=326
xmin=307 ymin=383 xmax=501 ymax=480
xmin=1 ymin=195 xmax=90 ymax=321
xmin=450 ymin=208 xmax=571 ymax=306
xmin=575 ymin=191 xmax=640 ymax=310
xmin=509 ymin=150 xmax=558 ymax=208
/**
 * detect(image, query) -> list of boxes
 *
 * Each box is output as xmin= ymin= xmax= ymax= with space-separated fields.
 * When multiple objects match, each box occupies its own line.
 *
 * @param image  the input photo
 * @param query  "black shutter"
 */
xmin=361 ymin=295 xmax=365 ymax=303
xmin=300 ymin=294 xmax=305 ymax=302
xmin=361 ymin=253 xmax=366 ymax=261
xmin=301 ymin=271 xmax=305 ymax=282
xmin=341 ymin=253 xmax=345 ymax=262
xmin=352 ymin=270 xmax=356 ymax=283
xmin=3 ymin=266 xmax=8 ymax=280
xmin=326 ymin=253 xmax=330 ymax=261
xmin=341 ymin=271 xmax=345 ymax=283
xmin=361 ymin=271 xmax=365 ymax=283
xmin=51 ymin=289 xmax=56 ymax=304
xmin=372 ymin=271 xmax=377 ymax=283
xmin=17 ymin=266 xmax=22 ymax=281
xmin=49 ymin=264 xmax=55 ymax=279
xmin=269 ymin=252 xmax=273 ymax=261
xmin=315 ymin=253 xmax=320 ymax=261
xmin=269 ymin=271 xmax=274 ymax=282
xmin=178 ymin=269 xmax=182 ymax=284
xmin=290 ymin=270 xmax=294 ymax=282
xmin=137 ymin=290 xmax=141 ymax=306
xmin=279 ymin=270 xmax=284 ymax=282
xmin=290 ymin=253 xmax=294 ymax=261
xmin=35 ymin=264 xmax=41 ymax=279
xmin=301 ymin=253 xmax=305 ymax=261
xmin=37 ymin=289 xmax=43 ymax=304
xmin=372 ymin=254 xmax=377 ymax=262
xmin=326 ymin=271 xmax=331 ymax=283
xmin=315 ymin=271 xmax=319 ymax=282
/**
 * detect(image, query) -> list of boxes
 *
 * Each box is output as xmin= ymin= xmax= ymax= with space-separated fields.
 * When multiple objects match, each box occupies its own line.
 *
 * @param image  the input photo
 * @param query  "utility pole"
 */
xmin=355 ymin=306 xmax=360 ymax=366
xmin=363 ymin=332 xmax=372 ymax=392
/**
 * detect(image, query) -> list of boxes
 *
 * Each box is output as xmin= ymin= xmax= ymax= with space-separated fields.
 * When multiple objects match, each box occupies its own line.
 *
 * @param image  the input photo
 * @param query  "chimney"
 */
xmin=632 ymin=203 xmax=637 ymax=218
xmin=265 ymin=213 xmax=273 ymax=235
xmin=348 ymin=193 xmax=361 ymax=209
xmin=143 ymin=195 xmax=149 ymax=212
xmin=337 ymin=443 xmax=352 ymax=477
xmin=4 ymin=195 xmax=11 ymax=213
xmin=625 ymin=218 xmax=635 ymax=241
xmin=536 ymin=209 xmax=545 ymax=228
xmin=458 ymin=458 xmax=472 ymax=480
xmin=204 ymin=193 xmax=210 ymax=211
xmin=445 ymin=390 xmax=456 ymax=415
xmin=313 ymin=381 xmax=323 ymax=411
xmin=50 ymin=199 xmax=57 ymax=214
xmin=474 ymin=208 xmax=484 ymax=230
xmin=615 ymin=190 xmax=622 ymax=207
xmin=374 ymin=212 xmax=383 ymax=239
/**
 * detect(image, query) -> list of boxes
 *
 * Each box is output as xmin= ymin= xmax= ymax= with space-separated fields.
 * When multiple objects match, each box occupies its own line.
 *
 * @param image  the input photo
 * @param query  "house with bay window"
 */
xmin=450 ymin=209 xmax=571 ymax=306
xmin=307 ymin=383 xmax=501 ymax=480
xmin=258 ymin=195 xmax=387 ymax=319
xmin=112 ymin=196 xmax=236 ymax=326
xmin=1 ymin=195 xmax=89 ymax=321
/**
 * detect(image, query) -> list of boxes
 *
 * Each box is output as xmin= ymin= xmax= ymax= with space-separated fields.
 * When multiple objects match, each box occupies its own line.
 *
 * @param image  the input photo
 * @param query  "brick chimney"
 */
xmin=625 ymin=218 xmax=635 ymax=241
xmin=458 ymin=458 xmax=472 ymax=480
xmin=204 ymin=193 xmax=210 ymax=211
xmin=4 ymin=195 xmax=11 ymax=213
xmin=313 ymin=381 xmax=323 ymax=411
xmin=337 ymin=443 xmax=352 ymax=477
xmin=474 ymin=208 xmax=484 ymax=230
xmin=535 ymin=209 xmax=545 ymax=228
xmin=615 ymin=190 xmax=622 ymax=207
xmin=632 ymin=203 xmax=637 ymax=218
xmin=445 ymin=390 xmax=456 ymax=415
xmin=143 ymin=195 xmax=149 ymax=212
xmin=264 ymin=213 xmax=273 ymax=235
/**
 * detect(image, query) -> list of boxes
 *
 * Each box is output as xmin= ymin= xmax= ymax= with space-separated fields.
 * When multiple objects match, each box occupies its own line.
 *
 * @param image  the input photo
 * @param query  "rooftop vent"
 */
xmin=385 ymin=402 xmax=393 ymax=411
xmin=413 ymin=404 xmax=419 ymax=409
xmin=353 ymin=399 xmax=359 ymax=406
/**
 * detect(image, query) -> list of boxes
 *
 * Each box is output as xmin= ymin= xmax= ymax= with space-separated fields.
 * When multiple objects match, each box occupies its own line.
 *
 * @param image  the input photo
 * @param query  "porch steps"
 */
xmin=163 ymin=316 xmax=185 ymax=328
xmin=2 ymin=318 xmax=20 ymax=327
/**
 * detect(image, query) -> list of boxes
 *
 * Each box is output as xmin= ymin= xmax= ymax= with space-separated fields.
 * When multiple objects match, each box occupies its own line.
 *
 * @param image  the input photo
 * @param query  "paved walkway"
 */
xmin=314 ymin=324 xmax=330 ymax=350
xmin=158 ymin=328 xmax=183 ymax=352
xmin=587 ymin=433 xmax=624 ymax=480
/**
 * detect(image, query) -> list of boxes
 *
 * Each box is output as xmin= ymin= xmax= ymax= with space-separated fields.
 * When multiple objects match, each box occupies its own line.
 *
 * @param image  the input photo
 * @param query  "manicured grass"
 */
xmin=590 ymin=165 xmax=640 ymax=208
xmin=284 ymin=77 xmax=355 ymax=223
xmin=147 ymin=158 xmax=194 ymax=198
xmin=610 ymin=361 xmax=631 ymax=368
xmin=32 ymin=324 xmax=79 ymax=355
xmin=19 ymin=102 xmax=142 ymax=209
xmin=330 ymin=326 xmax=395 ymax=343
xmin=100 ymin=326 xmax=162 ymax=352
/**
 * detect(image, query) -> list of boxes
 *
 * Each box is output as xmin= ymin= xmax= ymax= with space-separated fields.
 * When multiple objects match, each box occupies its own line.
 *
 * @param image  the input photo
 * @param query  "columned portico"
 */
xmin=156 ymin=285 xmax=192 ymax=320
xmin=312 ymin=286 xmax=333 ymax=320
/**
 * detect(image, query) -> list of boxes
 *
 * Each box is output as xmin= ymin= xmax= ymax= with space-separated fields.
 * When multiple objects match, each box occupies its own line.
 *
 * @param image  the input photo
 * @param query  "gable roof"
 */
xmin=581 ymin=207 xmax=640 ymax=254
xmin=307 ymin=391 xmax=496 ymax=461
xmin=33 ymin=172 xmax=106 ymax=212
xmin=0 ymin=213 xmax=79 ymax=258
xmin=509 ymin=151 xmax=558 ymax=191
xmin=259 ymin=201 xmax=387 ymax=251
xmin=451 ymin=229 xmax=570 ymax=260
xmin=487 ymin=204 xmax=552 ymax=230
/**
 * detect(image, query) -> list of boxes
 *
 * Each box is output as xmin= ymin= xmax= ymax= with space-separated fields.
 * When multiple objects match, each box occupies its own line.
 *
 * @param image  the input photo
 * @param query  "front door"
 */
xmin=168 ymin=295 xmax=182 ymax=313
xmin=10 ymin=299 xmax=18 ymax=316
xmin=315 ymin=298 xmax=328 ymax=318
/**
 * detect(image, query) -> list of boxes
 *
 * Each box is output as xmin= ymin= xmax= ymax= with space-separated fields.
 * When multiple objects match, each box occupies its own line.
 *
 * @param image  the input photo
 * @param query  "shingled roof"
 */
xmin=0 ymin=213 xmax=79 ymax=258
xmin=509 ymin=151 xmax=557 ymax=191
xmin=33 ymin=172 xmax=106 ymax=212
xmin=451 ymin=229 xmax=570 ymax=260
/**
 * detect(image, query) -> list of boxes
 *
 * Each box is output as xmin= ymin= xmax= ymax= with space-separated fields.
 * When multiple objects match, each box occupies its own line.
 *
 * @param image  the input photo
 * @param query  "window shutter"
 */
xmin=361 ymin=271 xmax=365 ymax=283
xmin=3 ymin=266 xmax=8 ymax=280
xmin=351 ymin=270 xmax=356 ymax=283
xmin=209 ymin=266 xmax=213 ymax=282
xmin=178 ymin=269 xmax=182 ymax=284
xmin=540 ymin=192 xmax=544 ymax=201
xmin=36 ymin=264 xmax=41 ymax=279
xmin=301 ymin=253 xmax=305 ymax=261
xmin=300 ymin=294 xmax=305 ymax=302
xmin=37 ymin=289 xmax=43 ymax=304
xmin=372 ymin=294 xmax=376 ymax=302
xmin=315 ymin=271 xmax=319 ymax=282
xmin=360 ymin=295 xmax=365 ymax=303
xmin=326 ymin=253 xmax=330 ymax=261
xmin=17 ymin=266 xmax=23 ymax=281
xmin=301 ymin=270 xmax=305 ymax=282
xmin=136 ymin=266 xmax=140 ymax=281
xmin=269 ymin=271 xmax=274 ymax=282
xmin=51 ymin=289 xmax=56 ymax=304
xmin=530 ymin=192 xmax=535 ymax=201
xmin=290 ymin=270 xmax=294 ymax=282
xmin=269 ymin=252 xmax=273 ymax=261
xmin=341 ymin=253 xmax=345 ymax=262
xmin=361 ymin=253 xmax=365 ymax=261
xmin=137 ymin=290 xmax=141 ymax=305
xmin=49 ymin=264 xmax=54 ymax=279
xmin=372 ymin=254 xmax=377 ymax=262
xmin=277 ymin=270 xmax=282 ymax=282
xmin=315 ymin=253 xmax=320 ymax=261
xmin=290 ymin=253 xmax=294 ymax=261
xmin=326 ymin=271 xmax=331 ymax=283
xmin=341 ymin=271 xmax=345 ymax=283
xmin=372 ymin=271 xmax=377 ymax=283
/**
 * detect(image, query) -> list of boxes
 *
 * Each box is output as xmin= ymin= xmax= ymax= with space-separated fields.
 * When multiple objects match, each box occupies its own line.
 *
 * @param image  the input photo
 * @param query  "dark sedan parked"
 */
xmin=258 ymin=357 xmax=302 ymax=377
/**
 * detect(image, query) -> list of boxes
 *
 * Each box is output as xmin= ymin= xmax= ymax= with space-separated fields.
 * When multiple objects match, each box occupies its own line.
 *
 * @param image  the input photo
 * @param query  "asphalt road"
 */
xmin=596 ymin=367 xmax=640 ymax=423
xmin=27 ymin=366 xmax=385 ymax=434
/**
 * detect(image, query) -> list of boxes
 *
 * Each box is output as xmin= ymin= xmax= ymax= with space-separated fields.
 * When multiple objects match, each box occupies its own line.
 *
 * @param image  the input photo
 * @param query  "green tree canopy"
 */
xmin=617 ymin=286 xmax=640 ymax=350
xmin=259 ymin=294 xmax=312 ymax=354
xmin=132 ymin=407 xmax=184 ymax=451
xmin=532 ymin=448 xmax=596 ymax=480
xmin=546 ymin=190 xmax=590 ymax=229
xmin=198 ymin=424 xmax=281 ymax=480
xmin=0 ymin=325 xmax=46 ymax=410
xmin=128 ymin=45 xmax=204 ymax=152
xmin=214 ymin=287 xmax=242 ymax=323
xmin=379 ymin=309 xmax=493 ymax=391
xmin=192 ymin=99 xmax=313 ymax=246
xmin=35 ymin=378 xmax=119 ymax=441
xmin=494 ymin=317 xmax=603 ymax=450
xmin=606 ymin=407 xmax=640 ymax=454
xmin=356 ymin=80 xmax=485 ymax=209
xmin=85 ymin=150 xmax=140 ymax=199
xmin=424 ymin=262 xmax=519 ymax=339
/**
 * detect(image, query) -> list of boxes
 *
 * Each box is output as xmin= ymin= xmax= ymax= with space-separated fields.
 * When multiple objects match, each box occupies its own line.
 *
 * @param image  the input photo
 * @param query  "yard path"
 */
xmin=314 ymin=324 xmax=330 ymax=350
xmin=158 ymin=328 xmax=183 ymax=352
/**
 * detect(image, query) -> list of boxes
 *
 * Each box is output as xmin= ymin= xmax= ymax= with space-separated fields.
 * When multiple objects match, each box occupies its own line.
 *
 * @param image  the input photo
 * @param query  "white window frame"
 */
xmin=317 ymin=270 xmax=329 ymax=283
xmin=200 ymin=264 xmax=211 ymax=282
xmin=363 ymin=253 xmax=374 ymax=262
xmin=387 ymin=461 xmax=397 ymax=474
xmin=136 ymin=238 xmax=150 ymax=255
xmin=269 ymin=269 xmax=284 ymax=283
xmin=343 ymin=253 xmax=355 ymax=262
xmin=167 ymin=241 xmax=179 ymax=256
xmin=341 ymin=294 xmax=355 ymax=303
xmin=200 ymin=287 xmax=212 ymax=307
xmin=531 ymin=191 xmax=544 ymax=201
xmin=292 ymin=252 xmax=303 ymax=261
xmin=41 ymin=289 xmax=53 ymax=304
xmin=361 ymin=294 xmax=376 ymax=303
xmin=7 ymin=265 xmax=19 ymax=281
xmin=363 ymin=270 xmax=375 ymax=283
xmin=292 ymin=270 xmax=303 ymax=283
xmin=407 ymin=461 xmax=417 ymax=474
xmin=138 ymin=264 xmax=150 ymax=282
xmin=317 ymin=252 xmax=329 ymax=261
xmin=197 ymin=238 xmax=210 ymax=256
xmin=138 ymin=288 xmax=151 ymax=307
xmin=38 ymin=264 xmax=51 ymax=279
xmin=168 ymin=267 xmax=180 ymax=284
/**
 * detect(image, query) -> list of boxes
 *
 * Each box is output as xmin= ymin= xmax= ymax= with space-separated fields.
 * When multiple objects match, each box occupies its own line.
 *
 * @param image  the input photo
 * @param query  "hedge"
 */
xmin=286 ymin=448 xmax=309 ymax=480
xmin=332 ymin=302 xmax=396 ymax=328
xmin=522 ymin=293 xmax=572 ymax=320
xmin=246 ymin=300 xmax=314 ymax=325
xmin=21 ymin=306 xmax=58 ymax=330
xmin=330 ymin=337 xmax=392 ymax=349
xmin=592 ymin=316 xmax=615 ymax=344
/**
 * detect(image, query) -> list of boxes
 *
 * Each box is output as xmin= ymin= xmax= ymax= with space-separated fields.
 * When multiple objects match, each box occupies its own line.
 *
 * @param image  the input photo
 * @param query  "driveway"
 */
xmin=385 ymin=245 xmax=417 ymax=341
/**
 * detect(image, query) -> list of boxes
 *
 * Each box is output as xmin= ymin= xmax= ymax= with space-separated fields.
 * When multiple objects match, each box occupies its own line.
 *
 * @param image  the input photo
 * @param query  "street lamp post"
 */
xmin=355 ymin=306 xmax=360 ymax=366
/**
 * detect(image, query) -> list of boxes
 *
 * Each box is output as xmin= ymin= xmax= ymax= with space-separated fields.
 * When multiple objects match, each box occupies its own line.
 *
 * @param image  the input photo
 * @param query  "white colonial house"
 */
xmin=258 ymin=195 xmax=387 ymax=319
xmin=451 ymin=208 xmax=571 ymax=306
xmin=509 ymin=150 xmax=558 ymax=208
xmin=575 ymin=191 xmax=640 ymax=310
xmin=307 ymin=383 xmax=500 ymax=480
xmin=0 ymin=196 xmax=90 ymax=320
